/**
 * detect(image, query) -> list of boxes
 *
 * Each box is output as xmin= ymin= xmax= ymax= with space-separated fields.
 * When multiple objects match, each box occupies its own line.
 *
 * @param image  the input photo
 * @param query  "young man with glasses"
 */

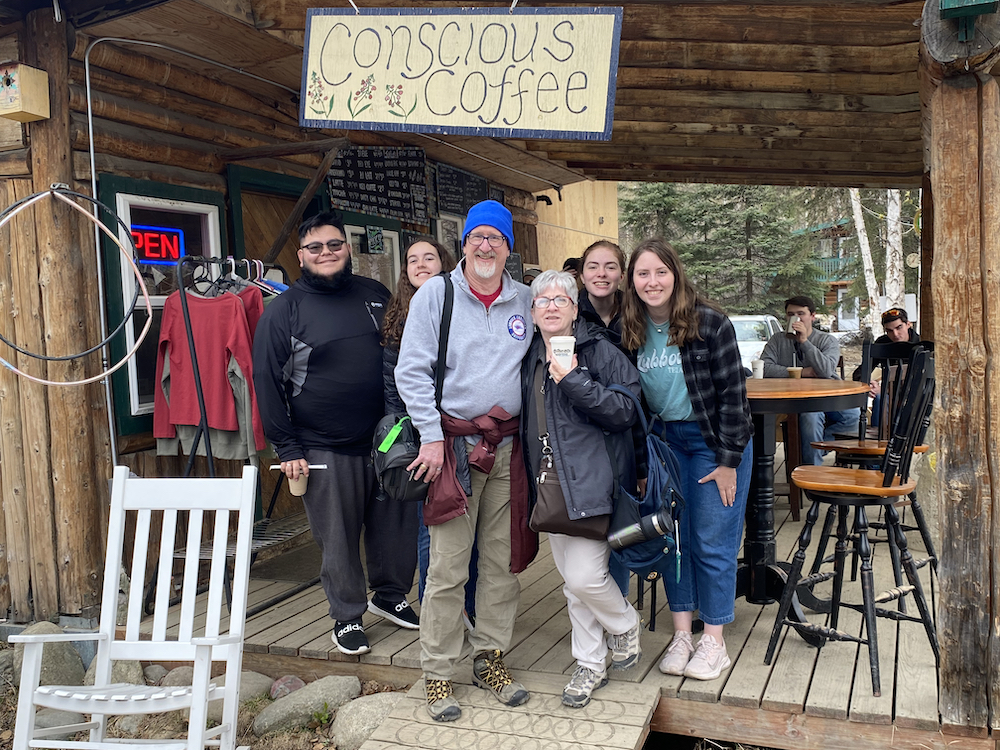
xmin=253 ymin=212 xmax=419 ymax=656
xmin=395 ymin=200 xmax=535 ymax=721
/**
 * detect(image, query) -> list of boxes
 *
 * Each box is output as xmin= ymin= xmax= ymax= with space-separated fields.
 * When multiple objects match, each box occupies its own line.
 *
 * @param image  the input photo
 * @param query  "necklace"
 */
xmin=648 ymin=314 xmax=669 ymax=334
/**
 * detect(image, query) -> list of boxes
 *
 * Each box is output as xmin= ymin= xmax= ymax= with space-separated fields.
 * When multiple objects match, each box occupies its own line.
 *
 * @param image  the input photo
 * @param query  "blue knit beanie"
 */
xmin=463 ymin=200 xmax=514 ymax=250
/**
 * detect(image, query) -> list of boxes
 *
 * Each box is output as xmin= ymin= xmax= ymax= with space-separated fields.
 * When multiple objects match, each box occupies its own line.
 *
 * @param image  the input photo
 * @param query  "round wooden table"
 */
xmin=739 ymin=378 xmax=870 ymax=607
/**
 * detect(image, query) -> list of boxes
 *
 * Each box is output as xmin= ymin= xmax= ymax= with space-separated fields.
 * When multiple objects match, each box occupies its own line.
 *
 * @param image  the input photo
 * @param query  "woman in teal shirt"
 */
xmin=620 ymin=238 xmax=753 ymax=681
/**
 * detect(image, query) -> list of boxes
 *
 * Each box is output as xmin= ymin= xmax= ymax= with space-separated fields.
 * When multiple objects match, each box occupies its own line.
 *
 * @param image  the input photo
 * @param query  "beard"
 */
xmin=301 ymin=261 xmax=352 ymax=291
xmin=471 ymin=255 xmax=498 ymax=280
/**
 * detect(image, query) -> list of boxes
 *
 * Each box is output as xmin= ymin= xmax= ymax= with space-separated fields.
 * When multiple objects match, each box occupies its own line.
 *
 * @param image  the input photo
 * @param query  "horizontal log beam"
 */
xmin=68 ymin=85 xmax=321 ymax=168
xmin=619 ymin=40 xmax=918 ymax=73
xmin=72 ymin=151 xmax=228 ymax=191
xmin=579 ymin=167 xmax=922 ymax=189
xmin=0 ymin=147 xmax=30 ymax=176
xmin=564 ymin=155 xmax=922 ymax=175
xmin=529 ymin=133 xmax=922 ymax=155
xmin=615 ymin=88 xmax=919 ymax=113
xmin=553 ymin=149 xmax=921 ymax=170
xmin=616 ymin=68 xmax=917 ymax=97
xmin=223 ymin=137 xmax=350 ymax=160
xmin=612 ymin=105 xmax=921 ymax=128
xmin=608 ymin=120 xmax=922 ymax=141
xmin=71 ymin=32 xmax=299 ymax=124
xmin=254 ymin=0 xmax=919 ymax=31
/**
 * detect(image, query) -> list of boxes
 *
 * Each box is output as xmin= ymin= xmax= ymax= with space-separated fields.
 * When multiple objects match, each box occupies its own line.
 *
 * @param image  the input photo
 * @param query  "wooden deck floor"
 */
xmin=146 ymin=451 xmax=990 ymax=750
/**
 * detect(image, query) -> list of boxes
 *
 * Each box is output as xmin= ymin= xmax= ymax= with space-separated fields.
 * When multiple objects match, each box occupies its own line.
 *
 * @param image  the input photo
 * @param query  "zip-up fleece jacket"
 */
xmin=520 ymin=320 xmax=640 ymax=521
xmin=252 ymin=273 xmax=390 ymax=459
xmin=395 ymin=262 xmax=534 ymax=445
xmin=761 ymin=327 xmax=843 ymax=380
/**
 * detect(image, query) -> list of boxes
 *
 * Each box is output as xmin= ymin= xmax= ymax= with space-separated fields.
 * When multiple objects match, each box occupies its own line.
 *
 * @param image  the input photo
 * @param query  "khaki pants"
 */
xmin=421 ymin=441 xmax=520 ymax=680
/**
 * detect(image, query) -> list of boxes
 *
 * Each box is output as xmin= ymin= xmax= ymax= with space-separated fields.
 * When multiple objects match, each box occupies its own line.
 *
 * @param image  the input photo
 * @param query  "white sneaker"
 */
xmin=658 ymin=630 xmax=694 ymax=675
xmin=683 ymin=634 xmax=731 ymax=680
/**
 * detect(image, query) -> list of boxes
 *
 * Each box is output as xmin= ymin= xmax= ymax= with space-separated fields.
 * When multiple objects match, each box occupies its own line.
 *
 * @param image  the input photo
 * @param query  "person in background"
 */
xmin=381 ymin=237 xmax=477 ymax=626
xmin=851 ymin=306 xmax=921 ymax=420
xmin=395 ymin=200 xmax=535 ymax=721
xmin=620 ymin=237 xmax=753 ymax=682
xmin=761 ymin=295 xmax=859 ymax=465
xmin=521 ymin=270 xmax=642 ymax=708
xmin=253 ymin=212 xmax=419 ymax=657
xmin=578 ymin=240 xmax=625 ymax=349
xmin=562 ymin=257 xmax=582 ymax=280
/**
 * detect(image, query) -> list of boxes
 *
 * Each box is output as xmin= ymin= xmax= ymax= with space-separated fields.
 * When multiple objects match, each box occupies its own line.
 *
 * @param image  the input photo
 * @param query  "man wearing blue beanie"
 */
xmin=396 ymin=199 xmax=535 ymax=721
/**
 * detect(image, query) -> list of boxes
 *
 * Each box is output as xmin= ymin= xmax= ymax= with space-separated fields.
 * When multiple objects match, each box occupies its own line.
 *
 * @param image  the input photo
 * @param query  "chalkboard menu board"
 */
xmin=328 ymin=147 xmax=427 ymax=222
xmin=436 ymin=163 xmax=489 ymax=215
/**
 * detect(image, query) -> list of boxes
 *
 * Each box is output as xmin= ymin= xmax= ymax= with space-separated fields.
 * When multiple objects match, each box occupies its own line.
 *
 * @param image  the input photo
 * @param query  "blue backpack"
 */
xmin=605 ymin=385 xmax=684 ymax=590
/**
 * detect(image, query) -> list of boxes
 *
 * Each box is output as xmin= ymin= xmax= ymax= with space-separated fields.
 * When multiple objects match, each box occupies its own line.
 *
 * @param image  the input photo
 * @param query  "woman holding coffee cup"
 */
xmin=620 ymin=238 xmax=752 ymax=682
xmin=520 ymin=270 xmax=643 ymax=708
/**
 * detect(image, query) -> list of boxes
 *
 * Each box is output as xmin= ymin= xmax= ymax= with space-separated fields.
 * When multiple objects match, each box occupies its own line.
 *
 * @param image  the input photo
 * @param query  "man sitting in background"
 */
xmin=762 ymin=295 xmax=860 ymax=465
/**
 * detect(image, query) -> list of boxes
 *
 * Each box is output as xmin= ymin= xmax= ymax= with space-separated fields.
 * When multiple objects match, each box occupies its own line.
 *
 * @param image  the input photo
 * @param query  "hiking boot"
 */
xmin=472 ymin=649 xmax=529 ymax=706
xmin=331 ymin=619 xmax=370 ymax=655
xmin=683 ymin=634 xmax=731 ymax=681
xmin=658 ymin=630 xmax=694 ymax=675
xmin=609 ymin=621 xmax=642 ymax=670
xmin=425 ymin=678 xmax=461 ymax=722
xmin=561 ymin=665 xmax=608 ymax=708
xmin=367 ymin=595 xmax=420 ymax=630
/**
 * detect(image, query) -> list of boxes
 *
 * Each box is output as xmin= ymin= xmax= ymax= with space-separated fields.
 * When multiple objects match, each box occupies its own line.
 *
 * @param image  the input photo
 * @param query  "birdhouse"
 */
xmin=0 ymin=62 xmax=50 ymax=123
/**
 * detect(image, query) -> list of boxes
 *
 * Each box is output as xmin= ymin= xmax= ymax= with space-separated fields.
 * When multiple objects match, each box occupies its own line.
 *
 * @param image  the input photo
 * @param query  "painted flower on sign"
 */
xmin=385 ymin=82 xmax=417 ymax=122
xmin=348 ymin=74 xmax=376 ymax=119
xmin=307 ymin=71 xmax=334 ymax=116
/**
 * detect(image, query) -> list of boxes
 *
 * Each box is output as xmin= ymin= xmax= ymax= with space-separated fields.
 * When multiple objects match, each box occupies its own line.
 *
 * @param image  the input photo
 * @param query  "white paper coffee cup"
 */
xmin=751 ymin=359 xmax=764 ymax=379
xmin=550 ymin=336 xmax=576 ymax=370
xmin=287 ymin=473 xmax=308 ymax=496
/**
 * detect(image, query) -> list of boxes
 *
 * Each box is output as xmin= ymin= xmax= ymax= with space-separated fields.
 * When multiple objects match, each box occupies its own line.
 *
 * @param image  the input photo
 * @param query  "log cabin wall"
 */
xmin=0 ymin=14 xmax=537 ymax=624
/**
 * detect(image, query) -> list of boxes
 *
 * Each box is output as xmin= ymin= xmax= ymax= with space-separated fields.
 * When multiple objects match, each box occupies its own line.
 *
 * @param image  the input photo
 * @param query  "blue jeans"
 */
xmin=656 ymin=421 xmax=752 ymax=626
xmin=417 ymin=503 xmax=478 ymax=616
xmin=799 ymin=407 xmax=861 ymax=465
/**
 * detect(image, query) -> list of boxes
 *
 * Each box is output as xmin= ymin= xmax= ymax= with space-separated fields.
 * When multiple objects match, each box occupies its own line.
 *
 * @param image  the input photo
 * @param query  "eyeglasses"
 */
xmin=300 ymin=240 xmax=346 ymax=254
xmin=466 ymin=233 xmax=506 ymax=249
xmin=533 ymin=296 xmax=573 ymax=309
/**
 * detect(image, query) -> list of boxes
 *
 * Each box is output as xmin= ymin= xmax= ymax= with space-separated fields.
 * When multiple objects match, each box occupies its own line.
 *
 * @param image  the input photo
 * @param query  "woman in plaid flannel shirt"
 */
xmin=621 ymin=238 xmax=753 ymax=682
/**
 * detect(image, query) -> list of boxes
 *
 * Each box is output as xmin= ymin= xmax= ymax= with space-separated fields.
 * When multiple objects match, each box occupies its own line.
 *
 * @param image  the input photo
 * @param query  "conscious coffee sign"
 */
xmin=300 ymin=7 xmax=622 ymax=141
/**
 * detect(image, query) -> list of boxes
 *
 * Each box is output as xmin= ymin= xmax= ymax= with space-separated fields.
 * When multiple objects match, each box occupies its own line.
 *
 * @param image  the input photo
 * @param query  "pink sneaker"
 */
xmin=658 ymin=630 xmax=694 ymax=675
xmin=683 ymin=634 xmax=731 ymax=680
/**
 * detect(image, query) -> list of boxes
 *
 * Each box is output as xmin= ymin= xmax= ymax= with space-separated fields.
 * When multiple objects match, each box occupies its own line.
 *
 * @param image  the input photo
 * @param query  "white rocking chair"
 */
xmin=12 ymin=465 xmax=257 ymax=750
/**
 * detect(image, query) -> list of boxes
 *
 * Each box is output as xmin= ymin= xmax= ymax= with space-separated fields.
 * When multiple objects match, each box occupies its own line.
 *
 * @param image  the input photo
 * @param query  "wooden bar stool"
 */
xmin=763 ymin=347 xmax=937 ymax=697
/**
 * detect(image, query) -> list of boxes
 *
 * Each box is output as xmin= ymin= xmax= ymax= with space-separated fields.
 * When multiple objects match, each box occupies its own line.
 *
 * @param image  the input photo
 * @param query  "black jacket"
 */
xmin=851 ymin=328 xmax=920 ymax=381
xmin=252 ymin=273 xmax=390 ymax=459
xmin=578 ymin=291 xmax=623 ymax=351
xmin=520 ymin=320 xmax=640 ymax=520
xmin=383 ymin=343 xmax=405 ymax=416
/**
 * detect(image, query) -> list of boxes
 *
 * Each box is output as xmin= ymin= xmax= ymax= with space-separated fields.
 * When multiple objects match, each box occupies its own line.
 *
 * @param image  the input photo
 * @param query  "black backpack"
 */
xmin=373 ymin=273 xmax=453 ymax=502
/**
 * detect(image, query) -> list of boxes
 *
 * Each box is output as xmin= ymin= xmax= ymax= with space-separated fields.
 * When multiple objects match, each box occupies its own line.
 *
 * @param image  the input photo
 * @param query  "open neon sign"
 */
xmin=131 ymin=224 xmax=186 ymax=265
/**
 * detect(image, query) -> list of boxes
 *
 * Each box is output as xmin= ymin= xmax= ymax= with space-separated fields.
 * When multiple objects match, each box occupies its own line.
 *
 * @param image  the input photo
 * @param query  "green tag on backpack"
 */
xmin=377 ymin=415 xmax=411 ymax=453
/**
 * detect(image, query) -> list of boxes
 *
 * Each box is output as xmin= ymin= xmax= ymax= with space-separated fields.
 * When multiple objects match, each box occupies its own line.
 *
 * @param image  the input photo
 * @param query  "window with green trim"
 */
xmin=99 ymin=176 xmax=228 ymax=437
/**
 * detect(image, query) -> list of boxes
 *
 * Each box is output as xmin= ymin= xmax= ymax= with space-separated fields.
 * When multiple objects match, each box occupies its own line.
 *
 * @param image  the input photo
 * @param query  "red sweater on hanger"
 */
xmin=153 ymin=291 xmax=266 ymax=450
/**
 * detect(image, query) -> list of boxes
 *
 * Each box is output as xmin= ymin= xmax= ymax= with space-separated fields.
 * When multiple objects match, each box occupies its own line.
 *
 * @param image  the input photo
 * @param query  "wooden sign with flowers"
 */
xmin=300 ymin=6 xmax=622 ymax=140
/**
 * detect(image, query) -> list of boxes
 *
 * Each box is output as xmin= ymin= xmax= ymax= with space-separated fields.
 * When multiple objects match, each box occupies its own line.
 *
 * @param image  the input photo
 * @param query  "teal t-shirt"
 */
xmin=637 ymin=318 xmax=694 ymax=422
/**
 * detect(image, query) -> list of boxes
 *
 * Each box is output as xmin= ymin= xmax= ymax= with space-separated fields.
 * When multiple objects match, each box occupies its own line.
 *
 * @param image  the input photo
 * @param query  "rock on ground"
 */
xmin=34 ymin=709 xmax=86 ymax=741
xmin=12 ymin=623 xmax=86 ymax=686
xmin=161 ymin=666 xmax=194 ymax=687
xmin=84 ymin=659 xmax=144 ymax=686
xmin=270 ymin=674 xmax=305 ymax=699
xmin=332 ymin=692 xmax=402 ymax=750
xmin=143 ymin=664 xmax=167 ymax=685
xmin=182 ymin=670 xmax=274 ymax=724
xmin=252 ymin=675 xmax=361 ymax=736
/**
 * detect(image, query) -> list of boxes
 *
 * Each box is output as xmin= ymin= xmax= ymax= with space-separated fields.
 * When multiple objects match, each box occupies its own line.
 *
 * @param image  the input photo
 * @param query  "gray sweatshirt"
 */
xmin=395 ymin=263 xmax=534 ymax=444
xmin=761 ymin=328 xmax=842 ymax=379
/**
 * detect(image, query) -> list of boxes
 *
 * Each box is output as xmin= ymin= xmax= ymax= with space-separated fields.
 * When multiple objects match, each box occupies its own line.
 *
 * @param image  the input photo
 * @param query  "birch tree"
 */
xmin=884 ymin=189 xmax=905 ymax=306
xmin=849 ymin=187 xmax=881 ymax=332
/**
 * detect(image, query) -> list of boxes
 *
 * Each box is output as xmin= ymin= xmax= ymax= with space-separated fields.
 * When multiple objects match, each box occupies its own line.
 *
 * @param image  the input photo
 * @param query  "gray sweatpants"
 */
xmin=301 ymin=448 xmax=419 ymax=622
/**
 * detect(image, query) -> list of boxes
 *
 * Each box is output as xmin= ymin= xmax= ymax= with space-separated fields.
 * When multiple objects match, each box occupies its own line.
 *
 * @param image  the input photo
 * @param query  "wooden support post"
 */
xmin=919 ymin=171 xmax=934 ymax=341
xmin=929 ymin=72 xmax=999 ymax=735
xmin=27 ymin=10 xmax=102 ymax=617
xmin=263 ymin=145 xmax=344 ymax=264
